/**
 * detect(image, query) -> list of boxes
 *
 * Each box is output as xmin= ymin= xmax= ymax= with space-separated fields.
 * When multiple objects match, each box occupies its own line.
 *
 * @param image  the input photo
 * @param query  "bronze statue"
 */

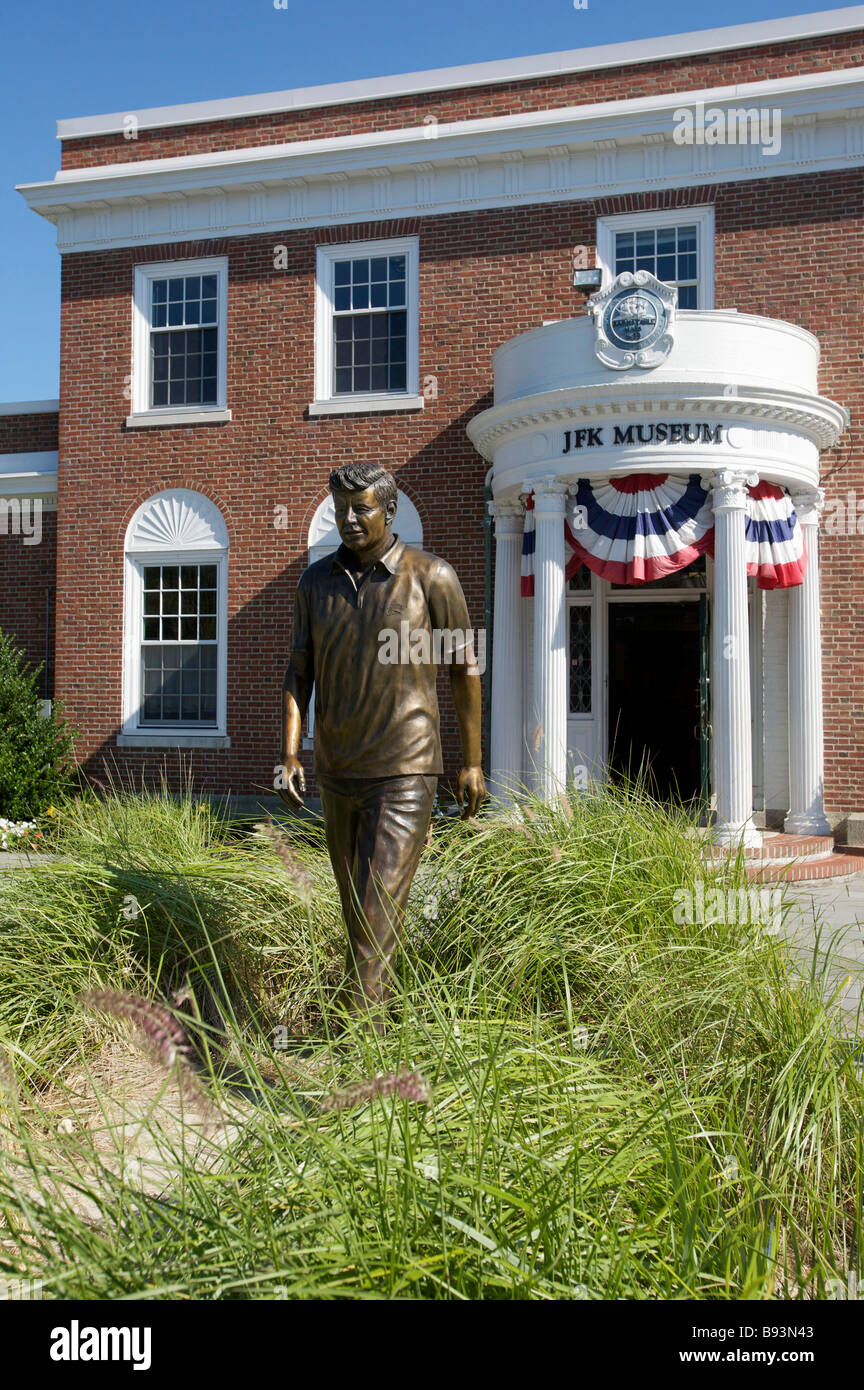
xmin=280 ymin=462 xmax=485 ymax=1030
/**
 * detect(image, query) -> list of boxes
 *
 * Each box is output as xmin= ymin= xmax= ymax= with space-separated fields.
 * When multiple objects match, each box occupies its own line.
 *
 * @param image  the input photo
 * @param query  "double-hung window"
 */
xmin=312 ymin=237 xmax=421 ymax=414
xmin=140 ymin=563 xmax=219 ymax=725
xmin=596 ymin=208 xmax=714 ymax=309
xmin=121 ymin=489 xmax=229 ymax=748
xmin=129 ymin=257 xmax=229 ymax=425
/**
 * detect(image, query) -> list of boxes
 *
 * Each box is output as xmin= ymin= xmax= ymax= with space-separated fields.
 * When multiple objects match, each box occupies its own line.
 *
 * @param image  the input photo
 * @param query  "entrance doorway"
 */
xmin=608 ymin=601 xmax=702 ymax=804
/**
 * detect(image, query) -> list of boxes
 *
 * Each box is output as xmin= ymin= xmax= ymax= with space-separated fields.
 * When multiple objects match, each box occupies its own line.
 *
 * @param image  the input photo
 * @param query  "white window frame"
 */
xmin=311 ymin=236 xmax=422 ymax=415
xmin=120 ymin=490 xmax=230 ymax=748
xmin=128 ymin=256 xmax=231 ymax=428
xmin=595 ymin=206 xmax=715 ymax=309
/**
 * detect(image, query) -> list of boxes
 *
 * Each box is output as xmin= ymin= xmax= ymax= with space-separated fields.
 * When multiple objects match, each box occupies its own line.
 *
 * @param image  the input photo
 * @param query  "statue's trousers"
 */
xmin=319 ymin=773 xmax=437 ymax=1023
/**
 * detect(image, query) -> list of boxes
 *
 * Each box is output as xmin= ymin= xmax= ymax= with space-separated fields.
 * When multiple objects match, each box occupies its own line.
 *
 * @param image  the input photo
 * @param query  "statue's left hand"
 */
xmin=456 ymin=765 xmax=486 ymax=819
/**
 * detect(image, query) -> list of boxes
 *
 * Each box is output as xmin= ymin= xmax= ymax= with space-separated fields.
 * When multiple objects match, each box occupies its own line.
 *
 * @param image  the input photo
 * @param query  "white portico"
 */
xmin=468 ymin=296 xmax=846 ymax=846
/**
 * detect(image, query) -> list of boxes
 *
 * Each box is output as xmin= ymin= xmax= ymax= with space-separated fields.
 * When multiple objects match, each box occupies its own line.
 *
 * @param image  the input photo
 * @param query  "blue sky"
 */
xmin=0 ymin=0 xmax=837 ymax=402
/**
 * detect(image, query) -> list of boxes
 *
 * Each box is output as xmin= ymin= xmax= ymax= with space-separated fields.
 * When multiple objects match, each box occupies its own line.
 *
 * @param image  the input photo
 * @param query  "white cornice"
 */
xmin=467 ymin=386 xmax=847 ymax=459
xmin=19 ymin=68 xmax=864 ymax=254
xmin=0 ymin=399 xmax=59 ymax=415
xmin=55 ymin=8 xmax=864 ymax=139
xmin=0 ymin=451 xmax=59 ymax=501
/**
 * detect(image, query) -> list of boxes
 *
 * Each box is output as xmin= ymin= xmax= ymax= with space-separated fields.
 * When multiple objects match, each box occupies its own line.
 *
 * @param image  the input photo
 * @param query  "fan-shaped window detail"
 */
xmin=121 ymin=490 xmax=230 ymax=747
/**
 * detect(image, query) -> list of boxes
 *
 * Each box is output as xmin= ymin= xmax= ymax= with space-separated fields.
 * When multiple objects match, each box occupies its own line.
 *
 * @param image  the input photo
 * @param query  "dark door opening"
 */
xmin=608 ymin=601 xmax=701 ymax=804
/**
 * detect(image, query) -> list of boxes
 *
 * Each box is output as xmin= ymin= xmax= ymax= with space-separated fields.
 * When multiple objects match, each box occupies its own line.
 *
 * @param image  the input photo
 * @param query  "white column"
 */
xmin=488 ymin=500 xmax=524 ymax=801
xmin=530 ymin=478 xmax=569 ymax=801
xmin=785 ymin=486 xmax=830 ymax=836
xmin=706 ymin=469 xmax=762 ymax=848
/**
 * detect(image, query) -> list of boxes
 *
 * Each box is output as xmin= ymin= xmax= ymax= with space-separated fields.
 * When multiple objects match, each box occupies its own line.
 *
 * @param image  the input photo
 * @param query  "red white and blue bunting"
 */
xmin=520 ymin=474 xmax=806 ymax=591
xmin=568 ymin=473 xmax=714 ymax=585
xmin=744 ymin=481 xmax=807 ymax=589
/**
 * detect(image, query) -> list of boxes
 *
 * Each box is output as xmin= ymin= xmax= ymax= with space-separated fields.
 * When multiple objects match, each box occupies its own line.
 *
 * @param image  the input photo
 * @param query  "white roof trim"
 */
xmin=21 ymin=67 xmax=864 ymax=254
xmin=22 ymin=66 xmax=864 ymax=209
xmin=56 ymin=7 xmax=864 ymax=140
xmin=0 ymin=399 xmax=59 ymax=415
xmin=0 ymin=452 xmax=59 ymax=494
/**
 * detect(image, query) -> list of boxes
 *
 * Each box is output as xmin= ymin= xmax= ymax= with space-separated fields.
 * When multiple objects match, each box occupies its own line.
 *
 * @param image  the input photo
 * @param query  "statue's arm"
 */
xmin=449 ymin=660 xmax=486 ymax=816
xmin=279 ymin=583 xmax=314 ymax=808
xmin=430 ymin=560 xmax=486 ymax=817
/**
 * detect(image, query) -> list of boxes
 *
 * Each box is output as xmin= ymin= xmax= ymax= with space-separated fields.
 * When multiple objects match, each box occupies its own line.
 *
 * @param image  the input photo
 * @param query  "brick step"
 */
xmin=706 ymin=833 xmax=835 ymax=864
xmin=746 ymin=852 xmax=864 ymax=883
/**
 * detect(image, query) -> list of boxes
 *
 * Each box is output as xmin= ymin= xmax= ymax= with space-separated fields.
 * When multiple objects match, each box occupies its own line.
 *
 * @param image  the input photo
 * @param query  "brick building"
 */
xmin=6 ymin=7 xmax=864 ymax=851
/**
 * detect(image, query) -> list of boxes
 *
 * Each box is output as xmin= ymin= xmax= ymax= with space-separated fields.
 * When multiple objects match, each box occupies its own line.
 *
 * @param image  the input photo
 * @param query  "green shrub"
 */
xmin=0 ymin=627 xmax=76 ymax=819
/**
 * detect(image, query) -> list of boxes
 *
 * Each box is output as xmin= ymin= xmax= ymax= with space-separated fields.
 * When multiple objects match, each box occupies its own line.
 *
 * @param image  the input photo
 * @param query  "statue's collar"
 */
xmin=332 ymin=534 xmax=403 ymax=576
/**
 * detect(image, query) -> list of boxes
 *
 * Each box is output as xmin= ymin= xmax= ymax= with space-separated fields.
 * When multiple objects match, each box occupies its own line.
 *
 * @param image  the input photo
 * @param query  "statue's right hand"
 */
xmin=276 ymin=755 xmax=307 ymax=808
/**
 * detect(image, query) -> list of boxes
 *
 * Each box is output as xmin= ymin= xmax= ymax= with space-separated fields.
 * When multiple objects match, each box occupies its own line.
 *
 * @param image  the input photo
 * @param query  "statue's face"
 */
xmin=333 ymin=486 xmax=395 ymax=557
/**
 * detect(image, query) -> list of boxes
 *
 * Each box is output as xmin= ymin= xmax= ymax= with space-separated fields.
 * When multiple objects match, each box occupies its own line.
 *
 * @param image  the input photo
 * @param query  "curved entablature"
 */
xmin=468 ymin=311 xmax=847 ymax=500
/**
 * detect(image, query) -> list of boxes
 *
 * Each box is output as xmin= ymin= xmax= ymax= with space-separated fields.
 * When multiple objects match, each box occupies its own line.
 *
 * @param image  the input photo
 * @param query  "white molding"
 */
xmin=313 ymin=235 xmax=420 ymax=408
xmin=0 ymin=399 xmax=59 ymax=415
xmin=116 ymin=734 xmax=231 ymax=748
xmin=0 ymin=453 xmax=58 ymax=507
xmin=21 ymin=70 xmax=864 ymax=254
xmin=131 ymin=256 xmax=228 ymax=417
xmin=0 ymin=450 xmax=58 ymax=478
xmin=595 ymin=205 xmax=715 ymax=308
xmin=125 ymin=489 xmax=230 ymax=552
xmin=308 ymin=394 xmax=424 ymax=416
xmin=126 ymin=408 xmax=232 ymax=428
xmin=55 ymin=9 xmax=864 ymax=139
xmin=122 ymin=490 xmax=229 ymax=740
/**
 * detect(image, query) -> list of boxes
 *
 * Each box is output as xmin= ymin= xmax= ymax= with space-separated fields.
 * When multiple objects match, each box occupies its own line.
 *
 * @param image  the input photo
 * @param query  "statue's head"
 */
xmin=329 ymin=462 xmax=398 ymax=559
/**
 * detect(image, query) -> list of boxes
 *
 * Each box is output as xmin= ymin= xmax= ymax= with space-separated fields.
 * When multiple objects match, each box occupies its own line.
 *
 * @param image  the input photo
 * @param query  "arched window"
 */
xmin=119 ymin=489 xmax=230 ymax=748
xmin=302 ymin=490 xmax=423 ymax=743
xmin=306 ymin=488 xmax=423 ymax=563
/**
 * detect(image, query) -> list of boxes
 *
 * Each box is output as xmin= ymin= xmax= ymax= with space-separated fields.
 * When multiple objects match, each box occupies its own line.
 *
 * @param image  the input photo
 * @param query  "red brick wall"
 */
xmin=0 ymin=410 xmax=58 ymax=695
xmin=0 ymin=515 xmax=56 ymax=698
xmin=0 ymin=410 xmax=58 ymax=454
xmin=61 ymin=29 xmax=864 ymax=170
xmin=55 ymin=168 xmax=864 ymax=812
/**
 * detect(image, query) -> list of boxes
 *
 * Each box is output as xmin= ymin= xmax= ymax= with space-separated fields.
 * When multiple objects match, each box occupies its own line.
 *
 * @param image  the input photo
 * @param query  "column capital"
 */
xmin=488 ymin=499 xmax=524 ymax=535
xmin=526 ymin=477 xmax=569 ymax=515
xmin=703 ymin=468 xmax=759 ymax=512
xmin=789 ymin=485 xmax=825 ymax=524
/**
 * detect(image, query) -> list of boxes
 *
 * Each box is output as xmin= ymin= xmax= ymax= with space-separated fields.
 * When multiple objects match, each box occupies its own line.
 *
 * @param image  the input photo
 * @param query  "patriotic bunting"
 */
xmin=744 ymin=481 xmax=807 ymax=589
xmin=567 ymin=473 xmax=714 ymax=585
xmin=520 ymin=474 xmax=807 ymax=592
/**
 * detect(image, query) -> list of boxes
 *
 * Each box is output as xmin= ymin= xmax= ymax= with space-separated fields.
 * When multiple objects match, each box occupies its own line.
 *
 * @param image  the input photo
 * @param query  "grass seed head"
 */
xmin=321 ymin=1067 xmax=431 ymax=1112
xmin=77 ymin=988 xmax=212 ymax=1113
xmin=264 ymin=818 xmax=314 ymax=904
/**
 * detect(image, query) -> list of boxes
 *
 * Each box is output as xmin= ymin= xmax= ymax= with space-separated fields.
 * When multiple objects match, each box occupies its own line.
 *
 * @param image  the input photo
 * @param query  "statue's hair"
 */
xmin=329 ymin=461 xmax=397 ymax=512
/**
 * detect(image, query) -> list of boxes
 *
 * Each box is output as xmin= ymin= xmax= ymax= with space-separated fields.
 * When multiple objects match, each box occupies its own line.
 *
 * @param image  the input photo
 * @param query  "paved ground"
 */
xmin=780 ymin=873 xmax=864 ymax=1031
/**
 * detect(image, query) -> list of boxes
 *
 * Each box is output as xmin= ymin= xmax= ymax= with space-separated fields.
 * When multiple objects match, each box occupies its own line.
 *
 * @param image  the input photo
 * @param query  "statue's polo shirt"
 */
xmin=288 ymin=537 xmax=474 ymax=778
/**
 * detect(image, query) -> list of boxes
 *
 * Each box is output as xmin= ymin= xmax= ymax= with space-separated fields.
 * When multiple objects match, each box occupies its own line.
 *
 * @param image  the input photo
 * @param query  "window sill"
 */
xmin=125 ymin=409 xmax=232 ymax=429
xmin=308 ymin=395 xmax=424 ymax=417
xmin=117 ymin=733 xmax=231 ymax=749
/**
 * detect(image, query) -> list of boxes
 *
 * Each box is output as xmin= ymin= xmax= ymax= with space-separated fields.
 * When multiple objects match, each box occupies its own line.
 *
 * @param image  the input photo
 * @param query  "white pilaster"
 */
xmin=785 ymin=487 xmax=831 ymax=836
xmin=529 ymin=479 xmax=569 ymax=801
xmin=706 ymin=469 xmax=762 ymax=848
xmin=488 ymin=500 xmax=524 ymax=801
